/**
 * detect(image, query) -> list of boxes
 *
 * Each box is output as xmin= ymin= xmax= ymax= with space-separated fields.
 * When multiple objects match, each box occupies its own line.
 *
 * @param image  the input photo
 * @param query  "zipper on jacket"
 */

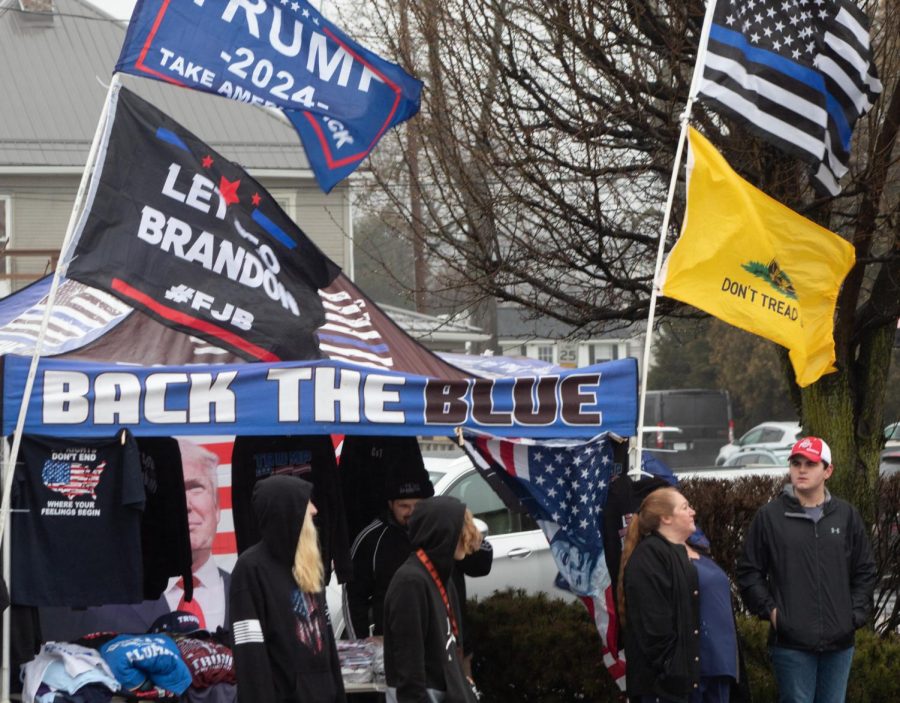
xmin=814 ymin=520 xmax=823 ymax=649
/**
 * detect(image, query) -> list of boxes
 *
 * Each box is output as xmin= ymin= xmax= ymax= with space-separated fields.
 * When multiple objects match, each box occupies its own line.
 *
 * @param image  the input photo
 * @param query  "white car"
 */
xmin=427 ymin=455 xmax=574 ymax=602
xmin=721 ymin=447 xmax=790 ymax=468
xmin=327 ymin=454 xmax=572 ymax=637
xmin=715 ymin=421 xmax=801 ymax=466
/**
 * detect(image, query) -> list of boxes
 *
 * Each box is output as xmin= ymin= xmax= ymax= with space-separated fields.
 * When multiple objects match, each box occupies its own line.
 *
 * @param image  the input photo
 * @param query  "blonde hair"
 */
xmin=458 ymin=508 xmax=483 ymax=556
xmin=292 ymin=508 xmax=324 ymax=593
xmin=616 ymin=487 xmax=680 ymax=625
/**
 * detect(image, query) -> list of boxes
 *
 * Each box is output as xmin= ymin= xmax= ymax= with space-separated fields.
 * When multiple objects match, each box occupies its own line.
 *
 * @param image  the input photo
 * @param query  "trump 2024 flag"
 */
xmin=115 ymin=0 xmax=422 ymax=192
xmin=659 ymin=128 xmax=855 ymax=387
xmin=65 ymin=86 xmax=340 ymax=362
xmin=463 ymin=433 xmax=627 ymax=690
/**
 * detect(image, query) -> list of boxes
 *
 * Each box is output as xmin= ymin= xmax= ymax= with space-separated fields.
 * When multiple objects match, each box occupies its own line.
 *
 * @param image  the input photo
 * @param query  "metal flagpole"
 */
xmin=630 ymin=0 xmax=719 ymax=477
xmin=0 ymin=73 xmax=121 ymax=703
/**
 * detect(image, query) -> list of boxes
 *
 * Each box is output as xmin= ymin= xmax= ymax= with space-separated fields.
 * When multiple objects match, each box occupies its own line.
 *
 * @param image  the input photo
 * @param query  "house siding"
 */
xmin=0 ymin=174 xmax=350 ymax=290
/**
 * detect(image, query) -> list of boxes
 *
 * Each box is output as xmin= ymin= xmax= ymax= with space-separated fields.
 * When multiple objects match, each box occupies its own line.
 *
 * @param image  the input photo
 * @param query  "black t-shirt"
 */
xmin=12 ymin=434 xmax=145 ymax=607
xmin=339 ymin=435 xmax=426 ymax=541
xmin=136 ymin=437 xmax=192 ymax=600
xmin=231 ymin=435 xmax=351 ymax=583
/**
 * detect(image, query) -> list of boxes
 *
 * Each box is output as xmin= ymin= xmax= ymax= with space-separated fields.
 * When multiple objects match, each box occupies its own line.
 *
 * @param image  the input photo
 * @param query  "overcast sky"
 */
xmin=85 ymin=0 xmax=330 ymax=22
xmin=86 ymin=0 xmax=134 ymax=21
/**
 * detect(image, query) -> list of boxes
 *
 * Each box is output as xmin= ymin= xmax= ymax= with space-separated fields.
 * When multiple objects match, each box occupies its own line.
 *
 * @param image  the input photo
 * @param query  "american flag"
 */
xmin=463 ymin=433 xmax=626 ymax=691
xmin=697 ymin=0 xmax=882 ymax=195
xmin=0 ymin=278 xmax=132 ymax=357
xmin=41 ymin=459 xmax=107 ymax=500
xmin=317 ymin=278 xmax=393 ymax=371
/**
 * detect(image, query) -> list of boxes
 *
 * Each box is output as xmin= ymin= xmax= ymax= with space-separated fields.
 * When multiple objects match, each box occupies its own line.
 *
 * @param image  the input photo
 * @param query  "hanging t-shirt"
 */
xmin=339 ymin=435 xmax=426 ymax=541
xmin=231 ymin=435 xmax=351 ymax=583
xmin=602 ymin=472 xmax=671 ymax=604
xmin=136 ymin=437 xmax=192 ymax=600
xmin=12 ymin=433 xmax=145 ymax=607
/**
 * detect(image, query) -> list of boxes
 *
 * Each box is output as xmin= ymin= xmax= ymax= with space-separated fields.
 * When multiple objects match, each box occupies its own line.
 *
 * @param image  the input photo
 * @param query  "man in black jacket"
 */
xmin=737 ymin=436 xmax=876 ymax=703
xmin=344 ymin=470 xmax=434 ymax=638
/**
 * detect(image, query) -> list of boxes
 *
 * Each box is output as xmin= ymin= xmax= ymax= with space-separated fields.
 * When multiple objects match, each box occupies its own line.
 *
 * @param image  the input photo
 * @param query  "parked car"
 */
xmin=879 ymin=448 xmax=900 ymax=477
xmin=716 ymin=421 xmax=801 ymax=466
xmin=721 ymin=447 xmax=789 ymax=468
xmin=329 ymin=455 xmax=574 ymax=637
xmin=427 ymin=455 xmax=573 ymax=602
xmin=884 ymin=422 xmax=900 ymax=448
xmin=644 ymin=389 xmax=733 ymax=468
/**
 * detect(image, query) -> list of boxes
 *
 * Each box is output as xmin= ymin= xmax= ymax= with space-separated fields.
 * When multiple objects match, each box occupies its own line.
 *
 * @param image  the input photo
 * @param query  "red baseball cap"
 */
xmin=789 ymin=437 xmax=831 ymax=465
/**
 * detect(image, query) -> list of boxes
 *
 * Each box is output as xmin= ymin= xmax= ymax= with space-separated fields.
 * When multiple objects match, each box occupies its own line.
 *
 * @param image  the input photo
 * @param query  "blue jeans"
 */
xmin=769 ymin=646 xmax=855 ymax=703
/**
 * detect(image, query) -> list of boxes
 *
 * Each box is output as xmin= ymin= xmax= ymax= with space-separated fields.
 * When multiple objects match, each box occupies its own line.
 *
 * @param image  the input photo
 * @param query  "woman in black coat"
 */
xmin=618 ymin=487 xmax=748 ymax=703
xmin=382 ymin=496 xmax=482 ymax=703
xmin=229 ymin=475 xmax=346 ymax=703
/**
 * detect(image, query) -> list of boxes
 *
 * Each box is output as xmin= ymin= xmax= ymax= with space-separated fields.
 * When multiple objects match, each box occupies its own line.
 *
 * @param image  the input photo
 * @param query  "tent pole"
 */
xmin=0 ymin=75 xmax=120 ymax=699
xmin=630 ymin=0 xmax=718 ymax=478
xmin=1 ymin=438 xmax=9 ymax=703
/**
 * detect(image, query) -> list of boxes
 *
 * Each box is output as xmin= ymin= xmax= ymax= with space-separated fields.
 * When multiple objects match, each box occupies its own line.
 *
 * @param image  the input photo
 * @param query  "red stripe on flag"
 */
xmin=111 ymin=278 xmax=280 ymax=361
xmin=213 ymin=532 xmax=236 ymax=553
xmin=217 ymin=487 xmax=232 ymax=510
xmin=202 ymin=441 xmax=234 ymax=465
xmin=499 ymin=440 xmax=517 ymax=477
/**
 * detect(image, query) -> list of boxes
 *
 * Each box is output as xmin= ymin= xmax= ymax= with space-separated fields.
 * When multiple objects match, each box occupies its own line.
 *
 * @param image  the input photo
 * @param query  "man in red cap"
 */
xmin=737 ymin=436 xmax=876 ymax=703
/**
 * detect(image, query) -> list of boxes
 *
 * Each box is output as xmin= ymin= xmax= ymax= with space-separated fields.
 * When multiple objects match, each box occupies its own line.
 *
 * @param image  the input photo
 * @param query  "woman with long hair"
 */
xmin=383 ymin=496 xmax=482 ymax=703
xmin=619 ymin=487 xmax=746 ymax=703
xmin=230 ymin=475 xmax=345 ymax=703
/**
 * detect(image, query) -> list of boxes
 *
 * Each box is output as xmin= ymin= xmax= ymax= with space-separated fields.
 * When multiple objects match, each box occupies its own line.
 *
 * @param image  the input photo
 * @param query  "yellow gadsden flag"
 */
xmin=659 ymin=128 xmax=855 ymax=387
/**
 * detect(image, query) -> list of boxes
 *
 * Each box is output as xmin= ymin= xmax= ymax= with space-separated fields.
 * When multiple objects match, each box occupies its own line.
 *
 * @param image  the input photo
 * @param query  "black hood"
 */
xmin=407 ymin=496 xmax=466 ymax=579
xmin=252 ymin=475 xmax=313 ymax=565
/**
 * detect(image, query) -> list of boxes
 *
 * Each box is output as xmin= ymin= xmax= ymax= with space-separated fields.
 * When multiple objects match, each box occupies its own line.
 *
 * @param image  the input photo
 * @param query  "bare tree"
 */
xmin=348 ymin=0 xmax=900 ymax=519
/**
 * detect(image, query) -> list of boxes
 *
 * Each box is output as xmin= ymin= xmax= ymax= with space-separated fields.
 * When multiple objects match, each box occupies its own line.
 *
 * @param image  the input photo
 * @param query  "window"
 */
xmin=0 ymin=196 xmax=9 ymax=245
xmin=445 ymin=471 xmax=512 ymax=535
xmin=536 ymin=344 xmax=555 ymax=363
xmin=739 ymin=428 xmax=765 ymax=445
xmin=444 ymin=471 xmax=537 ymax=536
xmin=760 ymin=428 xmax=785 ymax=442
xmin=588 ymin=343 xmax=616 ymax=365
xmin=270 ymin=190 xmax=296 ymax=220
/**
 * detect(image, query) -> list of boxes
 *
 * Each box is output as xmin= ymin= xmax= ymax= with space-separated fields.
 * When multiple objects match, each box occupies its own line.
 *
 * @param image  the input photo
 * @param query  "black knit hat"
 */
xmin=385 ymin=466 xmax=434 ymax=500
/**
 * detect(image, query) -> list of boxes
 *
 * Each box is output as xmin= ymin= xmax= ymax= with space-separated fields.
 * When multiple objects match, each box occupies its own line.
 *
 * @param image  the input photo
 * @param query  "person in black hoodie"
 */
xmin=229 ymin=475 xmax=345 ymax=703
xmin=383 ymin=496 xmax=481 ymax=703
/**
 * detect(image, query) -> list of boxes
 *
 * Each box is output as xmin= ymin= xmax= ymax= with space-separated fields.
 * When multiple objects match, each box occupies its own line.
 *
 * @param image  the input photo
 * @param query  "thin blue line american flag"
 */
xmin=463 ymin=433 xmax=626 ymax=690
xmin=697 ymin=0 xmax=881 ymax=195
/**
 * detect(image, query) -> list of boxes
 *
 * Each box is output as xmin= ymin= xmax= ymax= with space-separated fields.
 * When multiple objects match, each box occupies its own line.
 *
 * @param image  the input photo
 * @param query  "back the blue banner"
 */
xmin=116 ymin=0 xmax=422 ymax=192
xmin=2 ymin=356 xmax=638 ymax=440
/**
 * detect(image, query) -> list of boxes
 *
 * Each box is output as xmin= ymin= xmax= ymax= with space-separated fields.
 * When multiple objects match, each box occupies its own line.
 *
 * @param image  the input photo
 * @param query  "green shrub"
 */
xmin=468 ymin=589 xmax=624 ymax=702
xmin=735 ymin=615 xmax=777 ymax=701
xmin=466 ymin=475 xmax=900 ymax=701
xmin=468 ymin=592 xmax=900 ymax=702
xmin=846 ymin=627 xmax=900 ymax=702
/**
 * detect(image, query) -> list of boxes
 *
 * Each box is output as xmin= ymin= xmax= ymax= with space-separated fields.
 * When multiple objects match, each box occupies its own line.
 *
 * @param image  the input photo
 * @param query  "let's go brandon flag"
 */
xmin=659 ymin=128 xmax=855 ymax=387
xmin=115 ymin=0 xmax=422 ymax=192
xmin=65 ymin=86 xmax=340 ymax=362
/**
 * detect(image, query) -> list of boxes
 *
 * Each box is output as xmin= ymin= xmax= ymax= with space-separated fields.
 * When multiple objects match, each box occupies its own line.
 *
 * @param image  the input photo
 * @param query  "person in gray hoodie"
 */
xmin=229 ymin=475 xmax=345 ymax=703
xmin=383 ymin=496 xmax=482 ymax=703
